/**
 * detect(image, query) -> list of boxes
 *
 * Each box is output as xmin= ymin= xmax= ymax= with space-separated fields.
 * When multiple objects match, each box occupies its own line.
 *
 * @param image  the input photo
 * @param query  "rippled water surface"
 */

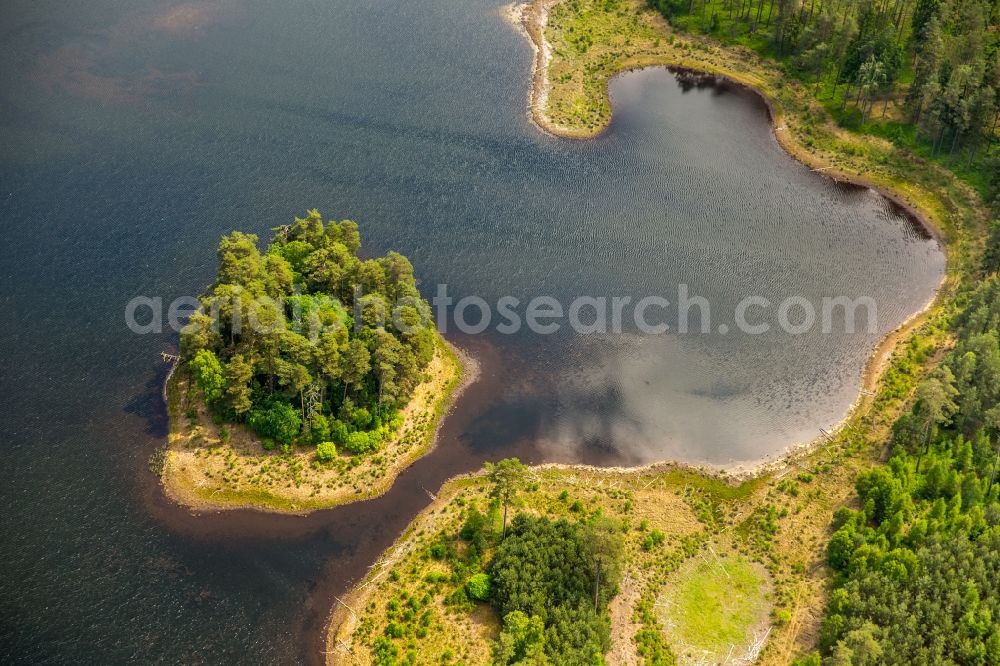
xmin=0 ymin=0 xmax=943 ymax=662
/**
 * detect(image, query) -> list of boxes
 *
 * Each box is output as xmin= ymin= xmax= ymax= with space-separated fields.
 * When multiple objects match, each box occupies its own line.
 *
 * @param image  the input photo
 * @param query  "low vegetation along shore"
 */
xmin=332 ymin=348 xmax=1000 ymax=665
xmin=326 ymin=0 xmax=999 ymax=663
xmin=327 ymin=448 xmax=860 ymax=665
xmin=162 ymin=338 xmax=465 ymax=513
xmin=158 ymin=211 xmax=468 ymax=514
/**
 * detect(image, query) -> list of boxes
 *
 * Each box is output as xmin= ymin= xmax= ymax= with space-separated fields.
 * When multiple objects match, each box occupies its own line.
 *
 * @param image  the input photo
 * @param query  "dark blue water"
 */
xmin=0 ymin=0 xmax=942 ymax=663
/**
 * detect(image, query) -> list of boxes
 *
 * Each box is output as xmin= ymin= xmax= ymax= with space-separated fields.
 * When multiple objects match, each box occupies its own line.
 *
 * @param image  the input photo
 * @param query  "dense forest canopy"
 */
xmin=649 ymin=0 xmax=1000 ymax=201
xmin=809 ymin=256 xmax=1000 ymax=661
xmin=179 ymin=210 xmax=437 ymax=457
xmin=489 ymin=514 xmax=624 ymax=664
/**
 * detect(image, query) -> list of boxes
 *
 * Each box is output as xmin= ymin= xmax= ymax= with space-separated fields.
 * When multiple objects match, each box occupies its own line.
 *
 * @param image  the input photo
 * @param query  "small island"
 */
xmin=160 ymin=210 xmax=467 ymax=513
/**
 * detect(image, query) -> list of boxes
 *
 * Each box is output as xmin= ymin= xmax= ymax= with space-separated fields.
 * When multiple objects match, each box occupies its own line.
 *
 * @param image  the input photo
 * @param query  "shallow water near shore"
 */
xmin=0 ymin=0 xmax=942 ymax=663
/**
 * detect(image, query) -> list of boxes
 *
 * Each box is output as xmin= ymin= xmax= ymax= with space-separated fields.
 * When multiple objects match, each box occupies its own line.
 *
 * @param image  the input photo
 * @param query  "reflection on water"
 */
xmin=0 ymin=0 xmax=942 ymax=663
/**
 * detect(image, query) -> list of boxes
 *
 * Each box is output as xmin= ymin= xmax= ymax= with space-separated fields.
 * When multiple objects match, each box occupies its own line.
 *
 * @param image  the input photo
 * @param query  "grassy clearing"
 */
xmin=160 ymin=335 xmax=466 ymax=514
xmin=659 ymin=554 xmax=771 ymax=662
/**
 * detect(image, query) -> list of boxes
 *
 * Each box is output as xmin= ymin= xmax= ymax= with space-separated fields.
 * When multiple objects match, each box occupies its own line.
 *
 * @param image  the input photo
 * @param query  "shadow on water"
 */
xmin=124 ymin=363 xmax=172 ymax=438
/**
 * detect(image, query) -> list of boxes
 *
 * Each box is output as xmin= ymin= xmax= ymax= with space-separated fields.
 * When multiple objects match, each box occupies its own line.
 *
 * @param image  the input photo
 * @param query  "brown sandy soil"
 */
xmin=160 ymin=338 xmax=472 ymax=514
xmin=609 ymin=574 xmax=643 ymax=666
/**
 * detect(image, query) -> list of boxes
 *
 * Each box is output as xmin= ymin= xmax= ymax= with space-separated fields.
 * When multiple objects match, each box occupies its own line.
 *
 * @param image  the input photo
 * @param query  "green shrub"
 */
xmin=310 ymin=413 xmax=330 ymax=444
xmin=352 ymin=407 xmax=372 ymax=429
xmin=315 ymin=441 xmax=337 ymax=462
xmin=642 ymin=529 xmax=665 ymax=551
xmin=791 ymin=653 xmax=821 ymax=666
xmin=343 ymin=430 xmax=378 ymax=454
xmin=465 ymin=573 xmax=491 ymax=601
xmin=460 ymin=505 xmax=490 ymax=554
xmin=329 ymin=418 xmax=349 ymax=444
xmin=189 ymin=349 xmax=225 ymax=403
xmin=247 ymin=402 xmax=301 ymax=444
xmin=372 ymin=636 xmax=398 ymax=666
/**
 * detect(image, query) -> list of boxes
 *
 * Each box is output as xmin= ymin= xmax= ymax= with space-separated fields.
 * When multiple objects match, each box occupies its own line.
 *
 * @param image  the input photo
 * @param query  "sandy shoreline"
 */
xmin=160 ymin=338 xmax=477 ymax=515
xmin=503 ymin=0 xmax=574 ymax=138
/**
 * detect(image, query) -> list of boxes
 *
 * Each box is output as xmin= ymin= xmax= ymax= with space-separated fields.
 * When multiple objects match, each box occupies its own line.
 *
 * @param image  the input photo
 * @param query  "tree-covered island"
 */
xmin=158 ymin=210 xmax=467 ymax=512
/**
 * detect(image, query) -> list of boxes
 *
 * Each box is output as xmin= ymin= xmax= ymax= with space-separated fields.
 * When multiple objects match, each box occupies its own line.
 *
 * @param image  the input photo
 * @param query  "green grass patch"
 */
xmin=659 ymin=554 xmax=770 ymax=658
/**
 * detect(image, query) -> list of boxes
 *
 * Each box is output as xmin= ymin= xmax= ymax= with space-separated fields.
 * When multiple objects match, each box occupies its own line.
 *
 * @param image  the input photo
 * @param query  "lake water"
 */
xmin=0 ymin=0 xmax=943 ymax=663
